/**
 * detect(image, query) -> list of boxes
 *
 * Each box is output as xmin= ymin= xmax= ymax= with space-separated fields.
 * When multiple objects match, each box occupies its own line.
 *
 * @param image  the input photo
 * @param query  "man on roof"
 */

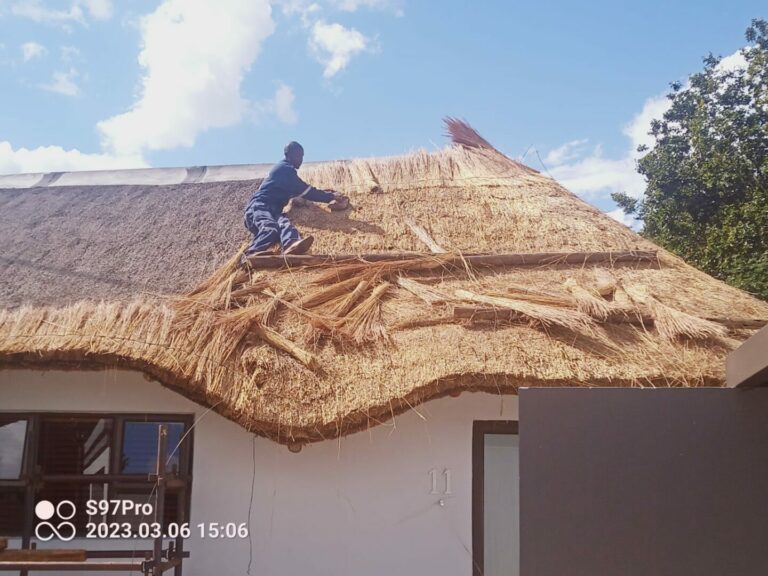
xmin=243 ymin=141 xmax=349 ymax=258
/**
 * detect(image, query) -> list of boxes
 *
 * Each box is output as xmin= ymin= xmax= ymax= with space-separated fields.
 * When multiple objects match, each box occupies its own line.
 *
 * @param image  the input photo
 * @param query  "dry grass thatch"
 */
xmin=1 ymin=119 xmax=767 ymax=444
xmin=454 ymin=289 xmax=594 ymax=331
xmin=563 ymin=278 xmax=614 ymax=320
xmin=623 ymin=284 xmax=729 ymax=341
xmin=444 ymin=117 xmax=497 ymax=150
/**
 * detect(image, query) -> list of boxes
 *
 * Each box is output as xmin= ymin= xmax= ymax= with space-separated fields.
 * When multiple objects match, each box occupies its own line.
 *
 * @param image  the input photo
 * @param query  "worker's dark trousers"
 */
xmin=244 ymin=203 xmax=300 ymax=255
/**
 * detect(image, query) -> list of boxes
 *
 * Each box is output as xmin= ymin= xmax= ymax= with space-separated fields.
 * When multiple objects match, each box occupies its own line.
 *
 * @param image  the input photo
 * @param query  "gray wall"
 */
xmin=519 ymin=388 xmax=768 ymax=576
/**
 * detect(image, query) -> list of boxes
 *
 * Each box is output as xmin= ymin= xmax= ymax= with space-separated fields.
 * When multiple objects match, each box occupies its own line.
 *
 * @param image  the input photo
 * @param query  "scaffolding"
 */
xmin=0 ymin=425 xmax=189 ymax=575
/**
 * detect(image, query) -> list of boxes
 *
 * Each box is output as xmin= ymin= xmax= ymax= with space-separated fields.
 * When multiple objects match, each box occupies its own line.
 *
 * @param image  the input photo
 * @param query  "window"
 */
xmin=472 ymin=421 xmax=519 ymax=576
xmin=0 ymin=413 xmax=193 ymax=539
xmin=122 ymin=421 xmax=185 ymax=474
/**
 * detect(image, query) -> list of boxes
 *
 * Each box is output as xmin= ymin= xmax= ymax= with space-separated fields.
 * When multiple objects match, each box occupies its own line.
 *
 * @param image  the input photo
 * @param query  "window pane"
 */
xmin=39 ymin=417 xmax=112 ymax=474
xmin=0 ymin=418 xmax=27 ymax=479
xmin=121 ymin=422 xmax=185 ymax=474
xmin=0 ymin=489 xmax=25 ymax=535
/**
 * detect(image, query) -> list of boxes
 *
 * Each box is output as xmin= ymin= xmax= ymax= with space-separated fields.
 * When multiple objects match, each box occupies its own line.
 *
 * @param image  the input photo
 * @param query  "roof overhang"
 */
xmin=0 ymin=161 xmax=330 ymax=189
xmin=727 ymin=325 xmax=768 ymax=388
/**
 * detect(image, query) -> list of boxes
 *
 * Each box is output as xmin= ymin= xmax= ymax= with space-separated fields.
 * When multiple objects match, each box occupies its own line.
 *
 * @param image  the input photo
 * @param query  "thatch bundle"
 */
xmin=1 ymin=120 xmax=767 ymax=444
xmin=623 ymin=284 xmax=729 ymax=341
xmin=563 ymin=278 xmax=613 ymax=320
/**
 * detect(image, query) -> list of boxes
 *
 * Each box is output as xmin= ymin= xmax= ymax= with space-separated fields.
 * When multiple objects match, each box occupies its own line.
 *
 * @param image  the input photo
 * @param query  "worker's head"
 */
xmin=284 ymin=141 xmax=304 ymax=169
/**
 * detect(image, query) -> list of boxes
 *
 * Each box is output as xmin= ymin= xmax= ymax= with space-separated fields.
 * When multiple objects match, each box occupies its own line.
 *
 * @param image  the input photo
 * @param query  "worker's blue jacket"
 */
xmin=247 ymin=159 xmax=334 ymax=215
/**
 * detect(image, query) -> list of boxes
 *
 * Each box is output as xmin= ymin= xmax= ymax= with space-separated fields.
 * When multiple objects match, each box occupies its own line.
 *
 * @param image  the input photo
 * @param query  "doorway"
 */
xmin=472 ymin=421 xmax=519 ymax=576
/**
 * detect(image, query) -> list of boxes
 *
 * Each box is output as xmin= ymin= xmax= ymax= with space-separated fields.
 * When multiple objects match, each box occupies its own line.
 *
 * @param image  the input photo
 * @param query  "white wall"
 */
xmin=0 ymin=368 xmax=518 ymax=576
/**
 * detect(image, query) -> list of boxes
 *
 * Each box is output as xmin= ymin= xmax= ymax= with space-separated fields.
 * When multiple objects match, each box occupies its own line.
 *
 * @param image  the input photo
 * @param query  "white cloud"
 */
xmin=81 ymin=0 xmax=111 ymax=20
xmin=10 ymin=0 xmax=112 ymax=25
xmin=252 ymin=83 xmax=299 ymax=125
xmin=607 ymin=208 xmax=640 ymax=230
xmin=97 ymin=0 xmax=275 ymax=157
xmin=21 ymin=41 xmax=46 ymax=61
xmin=40 ymin=67 xmax=80 ymax=96
xmin=544 ymin=138 xmax=588 ymax=165
xmin=717 ymin=51 xmax=747 ymax=73
xmin=273 ymin=84 xmax=298 ymax=124
xmin=622 ymin=93 xmax=670 ymax=156
xmin=541 ymin=47 xmax=750 ymax=227
xmin=548 ymin=147 xmax=646 ymax=201
xmin=0 ymin=140 xmax=146 ymax=175
xmin=282 ymin=2 xmax=381 ymax=77
xmin=328 ymin=0 xmax=395 ymax=11
xmin=11 ymin=1 xmax=84 ymax=25
xmin=285 ymin=0 xmax=320 ymax=27
xmin=309 ymin=20 xmax=369 ymax=78
xmin=281 ymin=0 xmax=319 ymax=17
xmin=284 ymin=0 xmax=399 ymax=17
xmin=544 ymin=92 xmax=673 ymax=205
xmin=60 ymin=45 xmax=80 ymax=62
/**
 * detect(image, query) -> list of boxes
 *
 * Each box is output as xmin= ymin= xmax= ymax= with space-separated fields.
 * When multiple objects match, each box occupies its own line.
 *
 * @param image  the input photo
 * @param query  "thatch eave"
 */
xmin=2 ymin=120 xmax=767 ymax=444
xmin=0 ymin=349 xmax=726 ymax=446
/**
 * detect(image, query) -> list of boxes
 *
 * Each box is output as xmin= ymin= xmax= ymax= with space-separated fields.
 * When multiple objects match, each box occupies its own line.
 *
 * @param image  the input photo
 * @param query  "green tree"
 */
xmin=614 ymin=19 xmax=768 ymax=299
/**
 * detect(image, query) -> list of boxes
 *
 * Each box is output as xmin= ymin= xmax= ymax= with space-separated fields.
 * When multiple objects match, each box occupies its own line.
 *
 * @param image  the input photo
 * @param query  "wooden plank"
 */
xmin=157 ymin=558 xmax=183 ymax=572
xmin=459 ymin=251 xmax=658 ymax=267
xmin=717 ymin=318 xmax=768 ymax=329
xmin=0 ymin=549 xmax=87 ymax=562
xmin=245 ymin=250 xmax=659 ymax=269
xmin=0 ymin=539 xmax=6 ymax=552
xmin=245 ymin=252 xmax=429 ymax=268
xmin=252 ymin=325 xmax=319 ymax=371
xmin=453 ymin=307 xmax=525 ymax=322
xmin=0 ymin=561 xmax=144 ymax=571
xmin=404 ymin=218 xmax=446 ymax=253
xmin=453 ymin=306 xmax=766 ymax=330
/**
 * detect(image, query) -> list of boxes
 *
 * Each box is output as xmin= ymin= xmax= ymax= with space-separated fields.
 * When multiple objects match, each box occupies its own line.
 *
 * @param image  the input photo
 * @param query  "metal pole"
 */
xmin=20 ymin=416 xmax=40 ymax=576
xmin=152 ymin=425 xmax=168 ymax=576
xmin=173 ymin=489 xmax=184 ymax=576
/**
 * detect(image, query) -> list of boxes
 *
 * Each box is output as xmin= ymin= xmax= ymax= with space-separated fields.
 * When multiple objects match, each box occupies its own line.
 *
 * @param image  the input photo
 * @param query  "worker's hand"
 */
xmin=287 ymin=197 xmax=309 ymax=212
xmin=329 ymin=193 xmax=350 ymax=211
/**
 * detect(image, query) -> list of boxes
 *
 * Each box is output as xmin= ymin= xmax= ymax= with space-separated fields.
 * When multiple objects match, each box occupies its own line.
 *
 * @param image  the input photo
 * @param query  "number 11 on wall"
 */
xmin=428 ymin=468 xmax=452 ymax=495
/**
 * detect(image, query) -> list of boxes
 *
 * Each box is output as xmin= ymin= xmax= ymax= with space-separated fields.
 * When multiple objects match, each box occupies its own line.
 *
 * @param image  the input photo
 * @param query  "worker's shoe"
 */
xmin=283 ymin=236 xmax=314 ymax=255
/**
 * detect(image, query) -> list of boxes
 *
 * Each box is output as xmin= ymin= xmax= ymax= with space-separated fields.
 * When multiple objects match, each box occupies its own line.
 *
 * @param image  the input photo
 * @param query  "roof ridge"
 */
xmin=0 ymin=160 xmax=335 ymax=189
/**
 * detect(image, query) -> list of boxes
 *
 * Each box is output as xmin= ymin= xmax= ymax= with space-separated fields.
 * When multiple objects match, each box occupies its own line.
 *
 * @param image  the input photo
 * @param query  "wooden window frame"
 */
xmin=472 ymin=420 xmax=519 ymax=576
xmin=0 ymin=412 xmax=194 ymax=544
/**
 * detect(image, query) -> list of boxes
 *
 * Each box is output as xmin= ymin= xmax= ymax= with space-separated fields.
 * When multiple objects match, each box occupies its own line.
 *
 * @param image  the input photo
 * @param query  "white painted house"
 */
xmin=1 ymin=123 xmax=765 ymax=574
xmin=1 ymin=369 xmax=518 ymax=576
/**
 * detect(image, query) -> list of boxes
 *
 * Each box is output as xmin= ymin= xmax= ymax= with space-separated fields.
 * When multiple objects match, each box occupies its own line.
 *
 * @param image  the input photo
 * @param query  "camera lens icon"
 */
xmin=34 ymin=500 xmax=77 ymax=542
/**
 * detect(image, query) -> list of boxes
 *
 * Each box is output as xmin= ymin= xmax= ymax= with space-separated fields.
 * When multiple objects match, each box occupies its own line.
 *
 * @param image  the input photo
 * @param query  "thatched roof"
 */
xmin=2 ymin=120 xmax=767 ymax=445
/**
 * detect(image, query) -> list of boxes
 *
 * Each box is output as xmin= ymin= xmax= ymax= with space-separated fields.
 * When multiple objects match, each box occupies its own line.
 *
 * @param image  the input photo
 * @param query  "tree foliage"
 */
xmin=614 ymin=19 xmax=768 ymax=299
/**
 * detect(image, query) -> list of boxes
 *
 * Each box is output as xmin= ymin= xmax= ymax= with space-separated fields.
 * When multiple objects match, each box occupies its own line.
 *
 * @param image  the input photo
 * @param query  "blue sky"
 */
xmin=0 ymin=0 xmax=764 ymax=222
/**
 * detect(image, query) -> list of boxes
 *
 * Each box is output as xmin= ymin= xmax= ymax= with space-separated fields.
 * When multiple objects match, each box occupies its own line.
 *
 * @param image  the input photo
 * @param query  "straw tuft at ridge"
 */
xmin=444 ymin=117 xmax=496 ymax=150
